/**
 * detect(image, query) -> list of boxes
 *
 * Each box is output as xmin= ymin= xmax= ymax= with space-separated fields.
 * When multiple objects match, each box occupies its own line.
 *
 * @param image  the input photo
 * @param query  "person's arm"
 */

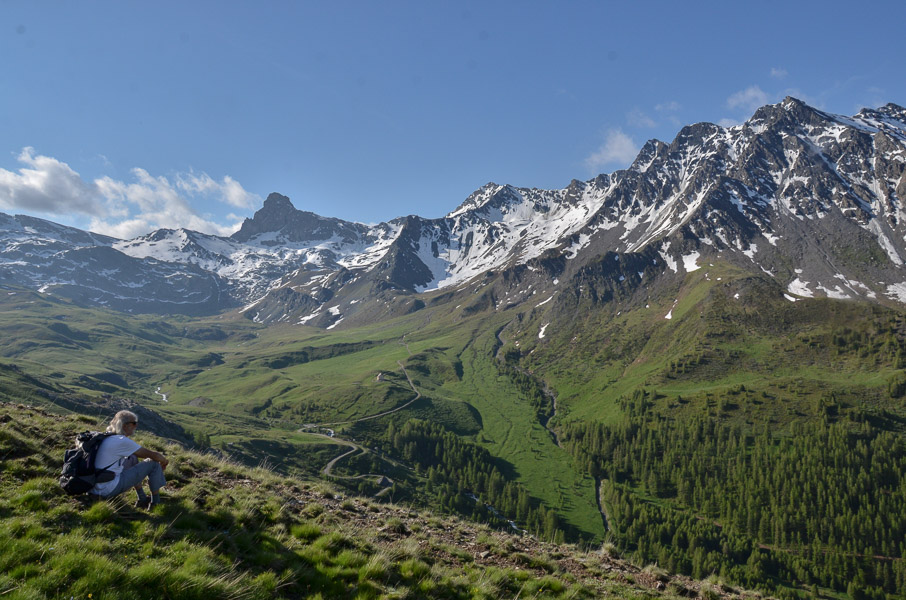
xmin=134 ymin=446 xmax=169 ymax=470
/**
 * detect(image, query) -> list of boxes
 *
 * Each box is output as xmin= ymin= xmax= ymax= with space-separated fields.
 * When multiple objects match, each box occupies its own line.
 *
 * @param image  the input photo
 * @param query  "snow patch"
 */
xmin=815 ymin=283 xmax=850 ymax=299
xmin=868 ymin=220 xmax=904 ymax=265
xmin=298 ymin=311 xmax=321 ymax=324
xmin=659 ymin=243 xmax=678 ymax=273
xmin=664 ymin=298 xmax=679 ymax=320
xmin=787 ymin=278 xmax=814 ymax=298
xmin=535 ymin=295 xmax=554 ymax=308
xmin=565 ymin=234 xmax=591 ymax=259
xmin=833 ymin=274 xmax=877 ymax=299
xmin=538 ymin=323 xmax=550 ymax=339
xmin=682 ymin=251 xmax=701 ymax=272
xmin=885 ymin=283 xmax=906 ymax=303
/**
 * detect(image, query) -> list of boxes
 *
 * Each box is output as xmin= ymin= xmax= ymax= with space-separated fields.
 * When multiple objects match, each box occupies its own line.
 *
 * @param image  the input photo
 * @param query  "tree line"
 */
xmin=560 ymin=406 xmax=906 ymax=598
xmin=380 ymin=419 xmax=570 ymax=543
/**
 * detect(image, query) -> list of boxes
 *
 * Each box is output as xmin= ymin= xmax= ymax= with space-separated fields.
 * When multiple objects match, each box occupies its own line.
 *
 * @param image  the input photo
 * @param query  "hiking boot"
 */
xmin=134 ymin=498 xmax=152 ymax=510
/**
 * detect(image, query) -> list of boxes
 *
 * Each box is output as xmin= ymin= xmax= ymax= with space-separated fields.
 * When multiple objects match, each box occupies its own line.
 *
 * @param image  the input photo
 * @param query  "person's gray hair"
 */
xmin=107 ymin=410 xmax=138 ymax=435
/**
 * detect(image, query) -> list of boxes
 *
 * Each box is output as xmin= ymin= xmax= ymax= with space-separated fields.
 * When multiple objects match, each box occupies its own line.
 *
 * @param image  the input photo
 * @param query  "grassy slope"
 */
xmin=5 ymin=260 xmax=906 ymax=555
xmin=0 ymin=402 xmax=757 ymax=600
xmin=0 ymin=290 xmax=603 ymax=541
xmin=436 ymin=321 xmax=605 ymax=542
xmin=518 ymin=263 xmax=906 ymax=430
xmin=0 ymin=290 xmax=259 ymax=402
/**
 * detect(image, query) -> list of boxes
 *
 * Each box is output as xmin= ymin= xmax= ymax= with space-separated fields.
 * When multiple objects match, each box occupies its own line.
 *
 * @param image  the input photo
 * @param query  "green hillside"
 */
xmin=2 ymin=261 xmax=906 ymax=598
xmin=509 ymin=265 xmax=906 ymax=598
xmin=0 ymin=288 xmax=605 ymax=546
xmin=0 ymin=402 xmax=754 ymax=600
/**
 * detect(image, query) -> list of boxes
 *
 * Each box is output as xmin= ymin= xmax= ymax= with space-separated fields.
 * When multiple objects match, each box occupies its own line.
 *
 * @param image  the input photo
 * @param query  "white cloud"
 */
xmin=0 ymin=147 xmax=106 ymax=215
xmin=727 ymin=85 xmax=770 ymax=113
xmin=627 ymin=108 xmax=657 ymax=128
xmin=770 ymin=67 xmax=788 ymax=79
xmin=0 ymin=147 xmax=257 ymax=238
xmin=585 ymin=129 xmax=639 ymax=172
xmin=88 ymin=212 xmax=243 ymax=240
xmin=176 ymin=172 xmax=257 ymax=209
xmin=718 ymin=118 xmax=742 ymax=128
xmin=655 ymin=101 xmax=681 ymax=112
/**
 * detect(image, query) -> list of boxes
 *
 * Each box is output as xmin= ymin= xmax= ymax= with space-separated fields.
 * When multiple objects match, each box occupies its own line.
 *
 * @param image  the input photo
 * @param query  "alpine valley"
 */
xmin=3 ymin=98 xmax=906 ymax=598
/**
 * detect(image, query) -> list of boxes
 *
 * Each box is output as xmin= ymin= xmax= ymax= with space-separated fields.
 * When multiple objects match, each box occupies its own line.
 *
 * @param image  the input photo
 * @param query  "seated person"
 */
xmin=90 ymin=410 xmax=169 ymax=508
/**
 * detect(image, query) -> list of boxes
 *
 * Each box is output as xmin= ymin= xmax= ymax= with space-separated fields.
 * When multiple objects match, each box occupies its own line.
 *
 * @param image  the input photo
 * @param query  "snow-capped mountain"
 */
xmin=0 ymin=213 xmax=232 ymax=314
xmin=2 ymin=97 xmax=905 ymax=324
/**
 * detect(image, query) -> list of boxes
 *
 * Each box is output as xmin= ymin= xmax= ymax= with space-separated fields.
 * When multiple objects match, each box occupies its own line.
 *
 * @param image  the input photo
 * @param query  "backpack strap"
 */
xmin=92 ymin=433 xmax=121 ymax=473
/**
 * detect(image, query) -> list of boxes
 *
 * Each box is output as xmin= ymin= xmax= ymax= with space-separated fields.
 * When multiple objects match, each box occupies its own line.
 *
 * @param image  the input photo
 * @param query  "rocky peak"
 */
xmin=231 ymin=192 xmax=374 ymax=247
xmin=563 ymin=179 xmax=588 ymax=204
xmin=448 ymin=183 xmax=505 ymax=217
xmin=262 ymin=192 xmax=295 ymax=212
xmin=231 ymin=193 xmax=299 ymax=242
xmin=878 ymin=103 xmax=906 ymax=120
xmin=631 ymin=139 xmax=668 ymax=173
xmin=748 ymin=96 xmax=831 ymax=132
xmin=669 ymin=122 xmax=722 ymax=153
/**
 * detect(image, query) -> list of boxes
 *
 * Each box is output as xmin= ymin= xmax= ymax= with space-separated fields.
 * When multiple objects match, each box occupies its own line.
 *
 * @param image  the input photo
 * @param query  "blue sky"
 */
xmin=2 ymin=0 xmax=904 ymax=238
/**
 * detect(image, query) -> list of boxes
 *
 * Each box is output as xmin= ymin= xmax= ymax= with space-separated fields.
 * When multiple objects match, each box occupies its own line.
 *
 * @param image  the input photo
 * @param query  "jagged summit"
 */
xmin=263 ymin=191 xmax=295 ymax=210
xmin=2 ymin=98 xmax=906 ymax=324
xmin=447 ymin=182 xmax=507 ymax=217
xmin=233 ymin=192 xmax=298 ymax=238
xmin=232 ymin=192 xmax=370 ymax=246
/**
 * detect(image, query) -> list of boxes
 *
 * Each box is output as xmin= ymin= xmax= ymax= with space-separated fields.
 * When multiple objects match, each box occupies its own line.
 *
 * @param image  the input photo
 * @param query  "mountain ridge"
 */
xmin=2 ymin=97 xmax=906 ymax=325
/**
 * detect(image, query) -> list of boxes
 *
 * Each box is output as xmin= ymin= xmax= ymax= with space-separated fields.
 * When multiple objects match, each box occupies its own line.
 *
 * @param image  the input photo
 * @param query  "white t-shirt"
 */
xmin=90 ymin=435 xmax=142 ymax=496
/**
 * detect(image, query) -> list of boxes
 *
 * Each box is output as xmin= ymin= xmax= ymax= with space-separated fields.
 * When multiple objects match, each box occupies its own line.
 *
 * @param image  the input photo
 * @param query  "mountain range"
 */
xmin=2 ymin=97 xmax=906 ymax=327
xmin=4 ymin=97 xmax=906 ymax=598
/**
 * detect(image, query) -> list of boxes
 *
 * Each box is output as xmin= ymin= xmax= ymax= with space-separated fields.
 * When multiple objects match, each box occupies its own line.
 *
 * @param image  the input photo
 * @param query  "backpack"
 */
xmin=59 ymin=431 xmax=117 ymax=495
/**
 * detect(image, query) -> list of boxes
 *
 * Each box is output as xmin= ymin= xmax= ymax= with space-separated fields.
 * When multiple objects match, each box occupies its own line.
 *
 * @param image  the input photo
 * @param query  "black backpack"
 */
xmin=59 ymin=431 xmax=117 ymax=495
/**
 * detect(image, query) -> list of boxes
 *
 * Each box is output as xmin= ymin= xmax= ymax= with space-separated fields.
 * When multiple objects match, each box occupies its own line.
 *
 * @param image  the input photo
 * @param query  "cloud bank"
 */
xmin=585 ymin=129 xmax=639 ymax=173
xmin=0 ymin=148 xmax=259 ymax=238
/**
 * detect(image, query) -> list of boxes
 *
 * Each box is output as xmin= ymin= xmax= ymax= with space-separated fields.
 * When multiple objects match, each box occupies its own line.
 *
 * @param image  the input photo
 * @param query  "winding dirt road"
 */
xmin=300 ymin=342 xmax=422 ymax=477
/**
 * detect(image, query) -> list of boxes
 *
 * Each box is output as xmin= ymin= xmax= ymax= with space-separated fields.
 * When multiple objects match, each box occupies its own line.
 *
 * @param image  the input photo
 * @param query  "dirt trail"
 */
xmin=310 ymin=359 xmax=421 ymax=428
xmin=302 ymin=337 xmax=422 ymax=478
xmin=317 ymin=435 xmax=359 ymax=476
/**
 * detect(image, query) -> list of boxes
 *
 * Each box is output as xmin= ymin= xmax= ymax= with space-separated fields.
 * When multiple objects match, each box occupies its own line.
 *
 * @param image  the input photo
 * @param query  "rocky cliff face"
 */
xmin=231 ymin=192 xmax=374 ymax=246
xmin=1 ymin=98 xmax=905 ymax=322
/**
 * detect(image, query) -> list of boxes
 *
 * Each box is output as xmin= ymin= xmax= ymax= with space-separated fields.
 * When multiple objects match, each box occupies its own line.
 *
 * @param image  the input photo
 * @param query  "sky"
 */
xmin=1 ymin=0 xmax=905 ymax=239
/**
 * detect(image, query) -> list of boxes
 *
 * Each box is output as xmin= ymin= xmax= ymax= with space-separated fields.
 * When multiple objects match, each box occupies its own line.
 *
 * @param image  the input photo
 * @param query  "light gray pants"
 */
xmin=103 ymin=460 xmax=166 ymax=498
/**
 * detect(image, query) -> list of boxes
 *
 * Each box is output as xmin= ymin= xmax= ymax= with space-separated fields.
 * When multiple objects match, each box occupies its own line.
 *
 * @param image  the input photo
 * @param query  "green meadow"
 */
xmin=2 ymin=255 xmax=906 ymax=597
